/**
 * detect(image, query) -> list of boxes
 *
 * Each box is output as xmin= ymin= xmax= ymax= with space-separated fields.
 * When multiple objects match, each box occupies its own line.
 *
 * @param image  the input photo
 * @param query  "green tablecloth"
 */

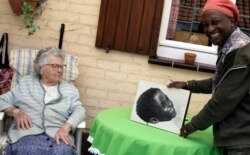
xmin=89 ymin=107 xmax=223 ymax=155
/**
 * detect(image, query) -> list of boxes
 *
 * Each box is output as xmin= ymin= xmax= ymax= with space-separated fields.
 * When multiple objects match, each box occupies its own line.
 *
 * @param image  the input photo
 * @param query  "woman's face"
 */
xmin=201 ymin=10 xmax=235 ymax=46
xmin=40 ymin=56 xmax=64 ymax=85
xmin=153 ymin=92 xmax=176 ymax=122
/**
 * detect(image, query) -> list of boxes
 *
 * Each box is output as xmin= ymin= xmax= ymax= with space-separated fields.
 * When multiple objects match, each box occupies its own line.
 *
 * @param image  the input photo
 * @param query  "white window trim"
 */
xmin=157 ymin=0 xmax=236 ymax=66
xmin=157 ymin=0 xmax=218 ymax=66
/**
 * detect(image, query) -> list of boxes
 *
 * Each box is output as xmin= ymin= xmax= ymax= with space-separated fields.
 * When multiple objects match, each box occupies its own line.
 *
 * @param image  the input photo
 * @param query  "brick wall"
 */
xmin=0 ymin=0 xmax=213 ymax=128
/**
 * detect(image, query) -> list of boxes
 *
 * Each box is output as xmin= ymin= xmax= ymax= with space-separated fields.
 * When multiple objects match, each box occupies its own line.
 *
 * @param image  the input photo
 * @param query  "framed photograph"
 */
xmin=130 ymin=80 xmax=191 ymax=135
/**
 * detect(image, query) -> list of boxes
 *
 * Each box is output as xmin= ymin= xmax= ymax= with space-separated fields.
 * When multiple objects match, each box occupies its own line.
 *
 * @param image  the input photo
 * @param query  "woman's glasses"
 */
xmin=44 ymin=64 xmax=67 ymax=70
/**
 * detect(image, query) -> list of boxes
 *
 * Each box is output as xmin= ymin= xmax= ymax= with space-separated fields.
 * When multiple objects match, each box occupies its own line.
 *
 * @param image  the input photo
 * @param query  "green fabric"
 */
xmin=90 ymin=107 xmax=223 ymax=155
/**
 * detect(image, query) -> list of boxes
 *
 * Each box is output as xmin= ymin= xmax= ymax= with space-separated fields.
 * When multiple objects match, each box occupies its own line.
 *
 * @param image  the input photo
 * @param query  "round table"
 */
xmin=88 ymin=107 xmax=223 ymax=155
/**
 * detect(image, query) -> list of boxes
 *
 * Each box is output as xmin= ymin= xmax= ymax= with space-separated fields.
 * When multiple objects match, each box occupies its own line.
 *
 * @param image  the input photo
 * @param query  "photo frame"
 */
xmin=130 ymin=80 xmax=191 ymax=135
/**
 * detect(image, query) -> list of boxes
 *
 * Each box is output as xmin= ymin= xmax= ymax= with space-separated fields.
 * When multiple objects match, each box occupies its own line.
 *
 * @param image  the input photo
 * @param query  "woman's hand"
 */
xmin=167 ymin=81 xmax=188 ymax=89
xmin=55 ymin=123 xmax=73 ymax=146
xmin=5 ymin=107 xmax=32 ymax=130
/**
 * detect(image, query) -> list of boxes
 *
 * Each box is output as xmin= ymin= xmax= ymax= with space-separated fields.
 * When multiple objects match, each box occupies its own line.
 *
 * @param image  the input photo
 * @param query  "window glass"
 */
xmin=166 ymin=0 xmax=209 ymax=46
xmin=155 ymin=0 xmax=250 ymax=70
xmin=236 ymin=0 xmax=250 ymax=36
xmin=166 ymin=0 xmax=250 ymax=46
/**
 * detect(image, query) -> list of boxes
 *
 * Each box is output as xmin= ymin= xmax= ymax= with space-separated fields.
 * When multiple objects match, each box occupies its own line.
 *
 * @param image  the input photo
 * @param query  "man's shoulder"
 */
xmin=233 ymin=43 xmax=250 ymax=66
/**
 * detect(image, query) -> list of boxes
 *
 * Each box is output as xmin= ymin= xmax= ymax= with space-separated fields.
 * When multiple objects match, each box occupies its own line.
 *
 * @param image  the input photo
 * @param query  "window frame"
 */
xmin=156 ymin=0 xmax=218 ymax=69
xmin=150 ymin=0 xmax=238 ymax=72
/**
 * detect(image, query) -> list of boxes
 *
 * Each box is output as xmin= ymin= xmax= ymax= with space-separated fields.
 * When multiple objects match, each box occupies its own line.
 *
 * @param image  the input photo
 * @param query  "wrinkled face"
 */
xmin=201 ymin=10 xmax=236 ymax=46
xmin=152 ymin=92 xmax=176 ymax=123
xmin=40 ymin=56 xmax=64 ymax=85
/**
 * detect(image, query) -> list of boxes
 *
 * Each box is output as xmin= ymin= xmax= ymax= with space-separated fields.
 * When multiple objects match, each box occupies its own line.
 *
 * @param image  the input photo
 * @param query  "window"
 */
xmin=149 ymin=0 xmax=249 ymax=73
xmin=166 ymin=0 xmax=208 ymax=46
xmin=95 ymin=0 xmax=249 ymax=73
xmin=149 ymin=0 xmax=217 ymax=73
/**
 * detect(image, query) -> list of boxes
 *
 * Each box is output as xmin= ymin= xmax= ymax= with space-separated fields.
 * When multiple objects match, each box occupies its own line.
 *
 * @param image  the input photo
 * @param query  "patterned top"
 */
xmin=212 ymin=27 xmax=250 ymax=91
xmin=0 ymin=75 xmax=86 ymax=143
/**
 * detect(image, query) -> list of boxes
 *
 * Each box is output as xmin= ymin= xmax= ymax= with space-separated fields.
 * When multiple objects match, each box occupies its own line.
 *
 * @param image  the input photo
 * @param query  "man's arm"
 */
xmin=192 ymin=68 xmax=250 ymax=130
xmin=187 ymin=77 xmax=213 ymax=94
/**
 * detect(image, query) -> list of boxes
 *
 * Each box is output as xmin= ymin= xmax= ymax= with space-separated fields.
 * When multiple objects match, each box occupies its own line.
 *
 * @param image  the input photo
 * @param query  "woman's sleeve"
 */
xmin=66 ymin=87 xmax=86 ymax=132
xmin=0 ymin=87 xmax=18 ymax=111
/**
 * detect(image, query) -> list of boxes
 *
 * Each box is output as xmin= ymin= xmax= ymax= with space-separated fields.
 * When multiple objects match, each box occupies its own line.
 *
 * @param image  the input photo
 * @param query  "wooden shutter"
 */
xmin=96 ymin=0 xmax=164 ymax=55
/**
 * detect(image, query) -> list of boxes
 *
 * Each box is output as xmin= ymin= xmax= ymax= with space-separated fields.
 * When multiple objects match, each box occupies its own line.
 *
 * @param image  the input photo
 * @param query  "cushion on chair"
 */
xmin=9 ymin=49 xmax=79 ymax=87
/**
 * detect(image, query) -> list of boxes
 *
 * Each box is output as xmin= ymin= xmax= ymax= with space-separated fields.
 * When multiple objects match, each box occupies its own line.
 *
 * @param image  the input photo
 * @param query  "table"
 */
xmin=88 ymin=108 xmax=223 ymax=155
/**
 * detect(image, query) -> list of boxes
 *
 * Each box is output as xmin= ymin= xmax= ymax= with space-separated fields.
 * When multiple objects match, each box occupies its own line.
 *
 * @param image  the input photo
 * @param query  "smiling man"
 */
xmin=167 ymin=0 xmax=250 ymax=155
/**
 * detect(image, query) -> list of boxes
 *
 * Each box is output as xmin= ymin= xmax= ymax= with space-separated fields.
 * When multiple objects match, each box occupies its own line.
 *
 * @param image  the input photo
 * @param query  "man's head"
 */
xmin=136 ymin=88 xmax=176 ymax=124
xmin=201 ymin=0 xmax=239 ymax=46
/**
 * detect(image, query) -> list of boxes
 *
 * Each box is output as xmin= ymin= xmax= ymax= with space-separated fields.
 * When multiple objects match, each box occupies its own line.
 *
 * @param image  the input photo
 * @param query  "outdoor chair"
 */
xmin=0 ymin=48 xmax=85 ymax=155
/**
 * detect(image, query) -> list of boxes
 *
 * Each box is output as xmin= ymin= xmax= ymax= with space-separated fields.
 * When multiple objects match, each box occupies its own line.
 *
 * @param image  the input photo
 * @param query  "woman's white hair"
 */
xmin=34 ymin=47 xmax=65 ymax=78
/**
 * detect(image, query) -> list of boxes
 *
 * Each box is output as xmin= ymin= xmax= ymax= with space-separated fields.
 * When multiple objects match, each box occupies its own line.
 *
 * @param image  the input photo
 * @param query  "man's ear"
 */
xmin=149 ymin=117 xmax=159 ymax=124
xmin=229 ymin=16 xmax=237 ymax=26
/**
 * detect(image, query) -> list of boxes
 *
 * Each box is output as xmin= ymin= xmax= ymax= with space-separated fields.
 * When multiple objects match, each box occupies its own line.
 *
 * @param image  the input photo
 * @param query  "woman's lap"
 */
xmin=4 ymin=134 xmax=76 ymax=155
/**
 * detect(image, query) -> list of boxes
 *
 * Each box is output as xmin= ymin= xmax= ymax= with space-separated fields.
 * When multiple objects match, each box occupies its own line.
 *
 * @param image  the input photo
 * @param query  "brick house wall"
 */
xmin=0 ymin=0 xmax=212 ymax=128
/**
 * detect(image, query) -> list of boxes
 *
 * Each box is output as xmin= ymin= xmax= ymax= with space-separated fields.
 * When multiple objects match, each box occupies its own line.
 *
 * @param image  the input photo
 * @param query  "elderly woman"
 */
xmin=168 ymin=0 xmax=250 ymax=155
xmin=0 ymin=47 xmax=86 ymax=155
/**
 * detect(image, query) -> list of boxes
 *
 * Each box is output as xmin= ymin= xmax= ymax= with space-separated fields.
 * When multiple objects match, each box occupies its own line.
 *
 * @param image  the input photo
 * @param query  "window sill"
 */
xmin=148 ymin=56 xmax=215 ymax=73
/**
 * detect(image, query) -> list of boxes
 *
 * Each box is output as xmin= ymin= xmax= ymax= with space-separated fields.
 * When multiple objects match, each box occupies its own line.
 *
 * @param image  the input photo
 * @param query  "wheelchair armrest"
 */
xmin=0 ymin=112 xmax=4 ymax=121
xmin=77 ymin=121 xmax=86 ymax=129
xmin=75 ymin=121 xmax=86 ymax=155
xmin=0 ymin=112 xmax=5 ymax=135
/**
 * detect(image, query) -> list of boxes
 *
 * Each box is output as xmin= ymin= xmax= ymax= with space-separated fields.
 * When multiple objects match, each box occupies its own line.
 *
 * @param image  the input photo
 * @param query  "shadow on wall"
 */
xmin=81 ymin=128 xmax=93 ymax=155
